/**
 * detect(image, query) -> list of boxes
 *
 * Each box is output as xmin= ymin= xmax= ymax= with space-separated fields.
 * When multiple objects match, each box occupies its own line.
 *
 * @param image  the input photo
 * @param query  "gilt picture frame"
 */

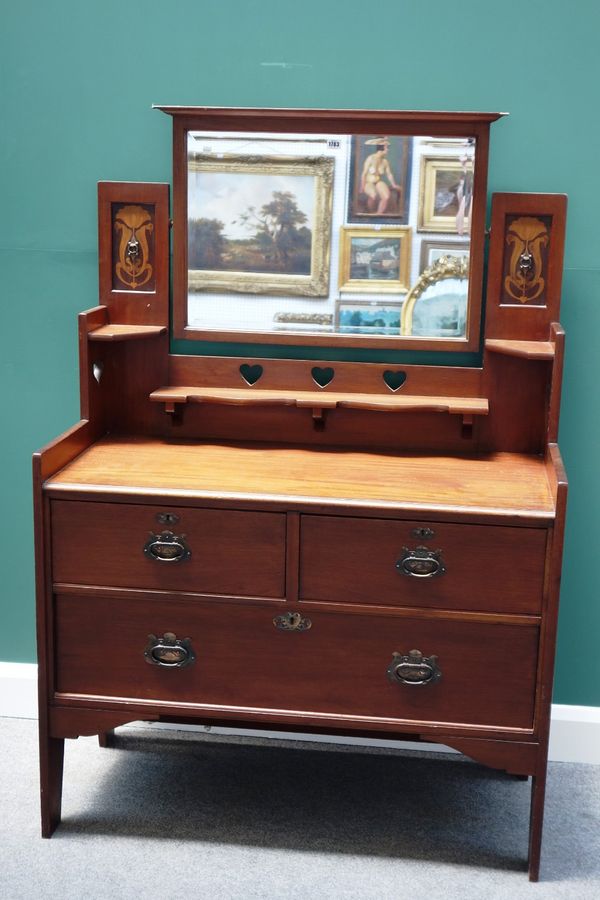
xmin=187 ymin=153 xmax=334 ymax=297
xmin=418 ymin=156 xmax=474 ymax=234
xmin=338 ymin=226 xmax=411 ymax=293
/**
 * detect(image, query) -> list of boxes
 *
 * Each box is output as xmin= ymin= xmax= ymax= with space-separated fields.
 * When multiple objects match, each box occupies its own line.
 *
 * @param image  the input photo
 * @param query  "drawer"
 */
xmin=55 ymin=594 xmax=538 ymax=731
xmin=299 ymin=515 xmax=547 ymax=614
xmin=51 ymin=501 xmax=286 ymax=598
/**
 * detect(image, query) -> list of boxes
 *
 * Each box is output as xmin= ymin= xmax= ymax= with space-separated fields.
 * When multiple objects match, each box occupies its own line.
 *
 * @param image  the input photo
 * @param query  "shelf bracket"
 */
xmin=164 ymin=399 xmax=186 ymax=424
xmin=311 ymin=407 xmax=328 ymax=431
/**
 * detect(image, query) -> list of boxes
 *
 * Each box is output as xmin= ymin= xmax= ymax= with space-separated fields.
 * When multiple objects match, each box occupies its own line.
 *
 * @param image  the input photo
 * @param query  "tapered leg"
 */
xmin=528 ymin=766 xmax=547 ymax=881
xmin=98 ymin=729 xmax=114 ymax=748
xmin=40 ymin=734 xmax=65 ymax=838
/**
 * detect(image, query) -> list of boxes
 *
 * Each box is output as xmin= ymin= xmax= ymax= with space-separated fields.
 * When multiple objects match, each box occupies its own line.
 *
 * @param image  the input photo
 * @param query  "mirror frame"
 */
xmin=158 ymin=106 xmax=504 ymax=352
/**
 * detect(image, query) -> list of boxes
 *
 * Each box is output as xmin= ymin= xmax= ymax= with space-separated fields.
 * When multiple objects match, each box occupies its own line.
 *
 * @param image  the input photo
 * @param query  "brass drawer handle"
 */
xmin=387 ymin=649 xmax=441 ymax=686
xmin=396 ymin=546 xmax=446 ymax=578
xmin=273 ymin=612 xmax=312 ymax=632
xmin=143 ymin=531 xmax=191 ymax=563
xmin=144 ymin=632 xmax=195 ymax=668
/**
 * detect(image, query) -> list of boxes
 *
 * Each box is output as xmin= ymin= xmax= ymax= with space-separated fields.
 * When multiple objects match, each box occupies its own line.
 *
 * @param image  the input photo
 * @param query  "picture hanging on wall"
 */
xmin=187 ymin=153 xmax=334 ymax=297
xmin=338 ymin=226 xmax=411 ymax=293
xmin=336 ymin=298 xmax=404 ymax=335
xmin=419 ymin=239 xmax=470 ymax=274
xmin=418 ymin=154 xmax=474 ymax=234
xmin=347 ymin=136 xmax=412 ymax=224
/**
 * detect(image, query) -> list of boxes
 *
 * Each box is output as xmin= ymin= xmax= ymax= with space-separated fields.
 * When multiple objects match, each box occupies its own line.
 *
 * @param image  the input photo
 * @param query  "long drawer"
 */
xmin=51 ymin=500 xmax=286 ymax=598
xmin=299 ymin=515 xmax=547 ymax=614
xmin=54 ymin=593 xmax=539 ymax=731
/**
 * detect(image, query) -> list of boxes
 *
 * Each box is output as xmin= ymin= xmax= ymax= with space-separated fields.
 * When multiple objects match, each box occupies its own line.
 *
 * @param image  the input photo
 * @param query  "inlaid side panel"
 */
xmin=485 ymin=193 xmax=567 ymax=341
xmin=98 ymin=182 xmax=170 ymax=326
xmin=500 ymin=213 xmax=553 ymax=307
xmin=111 ymin=202 xmax=157 ymax=292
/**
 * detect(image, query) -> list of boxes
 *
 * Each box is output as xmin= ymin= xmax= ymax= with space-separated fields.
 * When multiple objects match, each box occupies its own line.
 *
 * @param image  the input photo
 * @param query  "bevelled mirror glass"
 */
xmin=162 ymin=108 xmax=502 ymax=351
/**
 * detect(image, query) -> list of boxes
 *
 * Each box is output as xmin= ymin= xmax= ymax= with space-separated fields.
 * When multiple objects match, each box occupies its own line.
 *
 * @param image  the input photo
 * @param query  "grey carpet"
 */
xmin=1 ymin=718 xmax=599 ymax=899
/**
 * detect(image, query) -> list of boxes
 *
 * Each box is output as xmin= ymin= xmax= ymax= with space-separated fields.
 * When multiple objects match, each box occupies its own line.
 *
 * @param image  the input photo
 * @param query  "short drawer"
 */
xmin=54 ymin=593 xmax=538 ymax=731
xmin=299 ymin=515 xmax=547 ymax=614
xmin=51 ymin=500 xmax=286 ymax=598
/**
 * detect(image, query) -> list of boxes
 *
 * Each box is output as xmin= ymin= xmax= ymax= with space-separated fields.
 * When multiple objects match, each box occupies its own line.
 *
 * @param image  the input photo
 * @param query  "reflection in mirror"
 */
xmin=185 ymin=129 xmax=477 ymax=344
xmin=401 ymin=255 xmax=469 ymax=338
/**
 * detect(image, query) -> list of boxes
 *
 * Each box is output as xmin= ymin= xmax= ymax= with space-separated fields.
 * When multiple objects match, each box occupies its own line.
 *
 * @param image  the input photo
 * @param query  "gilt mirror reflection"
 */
xmin=165 ymin=108 xmax=499 ymax=351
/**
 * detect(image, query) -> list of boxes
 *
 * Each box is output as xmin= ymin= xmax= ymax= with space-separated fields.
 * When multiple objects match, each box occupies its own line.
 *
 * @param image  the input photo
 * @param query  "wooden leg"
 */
xmin=40 ymin=734 xmax=65 ymax=838
xmin=98 ymin=729 xmax=115 ymax=748
xmin=528 ymin=766 xmax=547 ymax=881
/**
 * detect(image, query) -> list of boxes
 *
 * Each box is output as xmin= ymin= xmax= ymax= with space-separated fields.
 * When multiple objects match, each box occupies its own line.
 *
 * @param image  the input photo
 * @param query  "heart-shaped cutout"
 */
xmin=311 ymin=366 xmax=335 ymax=388
xmin=383 ymin=370 xmax=407 ymax=392
xmin=92 ymin=361 xmax=104 ymax=384
xmin=239 ymin=363 xmax=263 ymax=386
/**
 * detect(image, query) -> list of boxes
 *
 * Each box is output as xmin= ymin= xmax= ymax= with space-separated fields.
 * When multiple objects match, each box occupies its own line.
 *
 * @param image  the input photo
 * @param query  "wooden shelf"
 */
xmin=149 ymin=385 xmax=489 ymax=422
xmin=88 ymin=324 xmax=167 ymax=342
xmin=485 ymin=339 xmax=555 ymax=360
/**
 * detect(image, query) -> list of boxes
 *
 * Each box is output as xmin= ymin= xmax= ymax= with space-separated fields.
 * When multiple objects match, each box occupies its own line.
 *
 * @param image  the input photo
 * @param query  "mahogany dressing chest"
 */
xmin=34 ymin=107 xmax=567 ymax=880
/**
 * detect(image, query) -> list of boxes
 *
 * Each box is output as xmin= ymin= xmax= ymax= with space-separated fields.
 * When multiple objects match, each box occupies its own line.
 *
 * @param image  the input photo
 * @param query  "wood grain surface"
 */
xmin=45 ymin=436 xmax=555 ymax=519
xmin=299 ymin=515 xmax=546 ymax=614
xmin=51 ymin=500 xmax=286 ymax=598
xmin=150 ymin=385 xmax=489 ymax=416
xmin=54 ymin=592 xmax=538 ymax=731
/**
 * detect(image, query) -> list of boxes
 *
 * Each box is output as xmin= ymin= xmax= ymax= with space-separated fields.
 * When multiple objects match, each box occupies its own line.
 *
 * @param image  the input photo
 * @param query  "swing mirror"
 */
xmin=160 ymin=107 xmax=503 ymax=352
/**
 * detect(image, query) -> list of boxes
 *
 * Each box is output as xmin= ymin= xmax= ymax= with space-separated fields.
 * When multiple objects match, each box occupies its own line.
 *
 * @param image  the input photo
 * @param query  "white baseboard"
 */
xmin=0 ymin=663 xmax=38 ymax=719
xmin=2 ymin=662 xmax=599 ymax=764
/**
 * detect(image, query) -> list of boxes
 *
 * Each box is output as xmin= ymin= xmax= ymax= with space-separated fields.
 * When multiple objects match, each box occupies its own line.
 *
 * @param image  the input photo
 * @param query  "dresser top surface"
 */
xmin=44 ymin=435 xmax=556 ymax=522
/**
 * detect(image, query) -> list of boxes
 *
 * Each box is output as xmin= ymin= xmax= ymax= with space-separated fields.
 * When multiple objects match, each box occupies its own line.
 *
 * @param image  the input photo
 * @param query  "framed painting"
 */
xmin=347 ymin=136 xmax=412 ymax=224
xmin=338 ymin=227 xmax=411 ymax=293
xmin=419 ymin=238 xmax=470 ymax=274
xmin=418 ymin=154 xmax=474 ymax=234
xmin=187 ymin=153 xmax=334 ymax=297
xmin=336 ymin=299 xmax=403 ymax=335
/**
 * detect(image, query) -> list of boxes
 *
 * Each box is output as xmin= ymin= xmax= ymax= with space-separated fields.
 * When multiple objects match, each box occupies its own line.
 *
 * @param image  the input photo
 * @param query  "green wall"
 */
xmin=1 ymin=1 xmax=598 ymax=705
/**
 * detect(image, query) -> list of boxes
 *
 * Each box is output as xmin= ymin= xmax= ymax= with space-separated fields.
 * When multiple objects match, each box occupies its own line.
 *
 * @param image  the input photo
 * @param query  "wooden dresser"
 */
xmin=34 ymin=108 xmax=567 ymax=881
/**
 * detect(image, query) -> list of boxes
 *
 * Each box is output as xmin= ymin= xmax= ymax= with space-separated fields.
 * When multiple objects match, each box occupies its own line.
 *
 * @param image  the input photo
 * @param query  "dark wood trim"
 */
xmin=156 ymin=105 xmax=505 ymax=132
xmin=51 ymin=693 xmax=536 ymax=742
xmin=33 ymin=420 xmax=99 ymax=482
xmin=434 ymin=736 xmax=539 ymax=775
xmin=285 ymin=512 xmax=300 ymax=603
xmin=547 ymin=323 xmax=565 ymax=443
xmin=176 ymin=326 xmax=478 ymax=353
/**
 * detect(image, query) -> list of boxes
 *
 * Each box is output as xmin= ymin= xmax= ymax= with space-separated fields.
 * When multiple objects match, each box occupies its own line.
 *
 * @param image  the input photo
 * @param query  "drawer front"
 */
xmin=51 ymin=501 xmax=286 ymax=598
xmin=55 ymin=594 xmax=538 ymax=731
xmin=300 ymin=515 xmax=547 ymax=614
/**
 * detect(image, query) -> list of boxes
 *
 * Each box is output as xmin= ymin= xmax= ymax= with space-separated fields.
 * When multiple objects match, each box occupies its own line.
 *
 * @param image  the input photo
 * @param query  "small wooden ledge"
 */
xmin=485 ymin=339 xmax=555 ymax=360
xmin=88 ymin=324 xmax=167 ymax=342
xmin=149 ymin=385 xmax=489 ymax=425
